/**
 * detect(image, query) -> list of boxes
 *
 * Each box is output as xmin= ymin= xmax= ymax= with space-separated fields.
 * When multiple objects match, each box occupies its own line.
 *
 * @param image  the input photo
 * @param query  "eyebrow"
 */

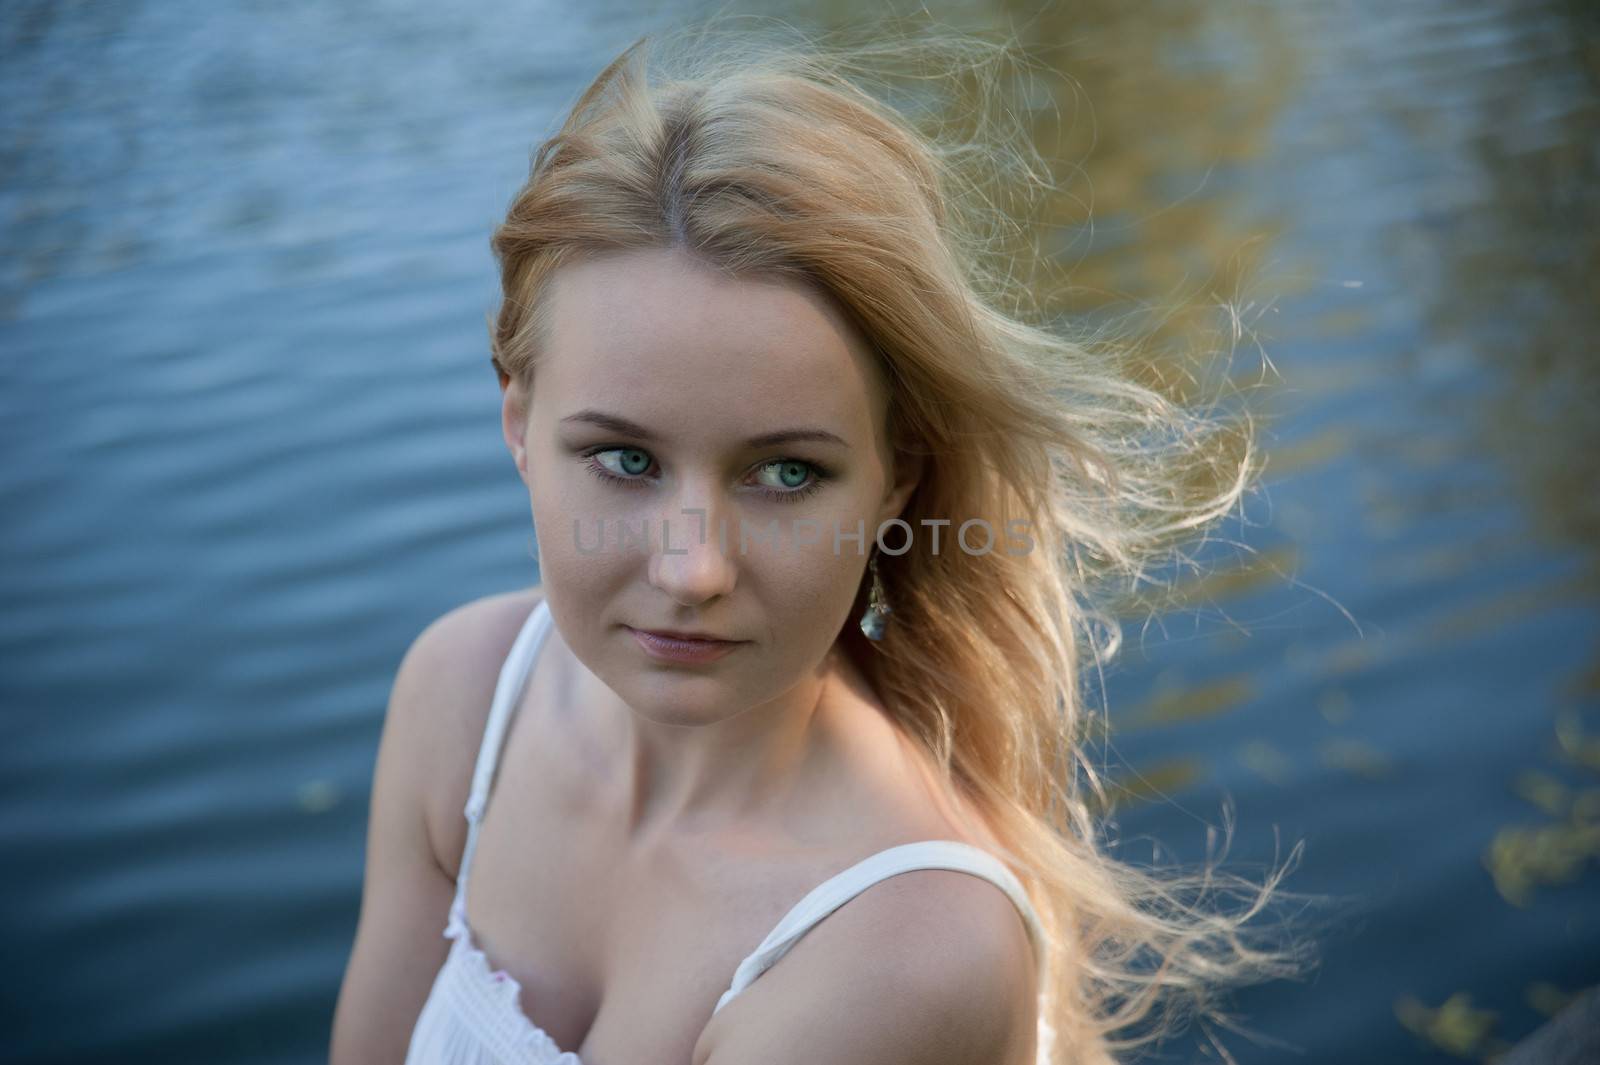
xmin=560 ymin=409 xmax=849 ymax=450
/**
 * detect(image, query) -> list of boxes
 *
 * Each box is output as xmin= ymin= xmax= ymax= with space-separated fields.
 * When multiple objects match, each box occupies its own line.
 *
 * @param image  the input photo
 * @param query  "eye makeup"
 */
xmin=579 ymin=445 xmax=832 ymax=504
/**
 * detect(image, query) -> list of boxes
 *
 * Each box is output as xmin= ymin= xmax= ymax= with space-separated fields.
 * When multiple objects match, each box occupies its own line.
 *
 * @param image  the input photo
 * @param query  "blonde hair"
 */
xmin=487 ymin=18 xmax=1321 ymax=1063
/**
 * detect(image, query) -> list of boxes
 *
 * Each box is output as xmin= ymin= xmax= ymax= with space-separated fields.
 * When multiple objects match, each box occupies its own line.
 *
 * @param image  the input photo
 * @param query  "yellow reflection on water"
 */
xmin=1316 ymin=737 xmax=1393 ymax=780
xmin=1484 ymin=709 xmax=1600 ymax=908
xmin=1090 ymin=756 xmax=1206 ymax=815
xmin=1394 ymin=991 xmax=1509 ymax=1060
xmin=1238 ymin=739 xmax=1294 ymax=786
xmin=1126 ymin=673 xmax=1254 ymax=729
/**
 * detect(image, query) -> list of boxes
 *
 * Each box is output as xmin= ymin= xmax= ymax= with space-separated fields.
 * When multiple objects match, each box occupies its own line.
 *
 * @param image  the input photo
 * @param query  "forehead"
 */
xmin=536 ymin=248 xmax=886 ymax=441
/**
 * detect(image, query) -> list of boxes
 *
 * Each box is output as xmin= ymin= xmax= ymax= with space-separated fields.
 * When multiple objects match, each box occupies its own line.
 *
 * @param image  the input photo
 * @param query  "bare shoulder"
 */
xmin=329 ymin=583 xmax=545 ymax=1065
xmin=391 ymin=584 xmax=545 ymax=877
xmin=700 ymin=866 xmax=1040 ymax=1065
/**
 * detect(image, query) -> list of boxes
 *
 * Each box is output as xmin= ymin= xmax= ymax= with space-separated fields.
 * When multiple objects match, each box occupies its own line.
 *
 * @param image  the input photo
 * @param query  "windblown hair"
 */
xmin=487 ymin=18 xmax=1319 ymax=1064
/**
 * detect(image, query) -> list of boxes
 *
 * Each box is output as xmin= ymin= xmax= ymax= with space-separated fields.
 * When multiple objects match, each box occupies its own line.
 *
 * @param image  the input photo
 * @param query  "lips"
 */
xmin=627 ymin=626 xmax=745 ymax=664
xmin=637 ymin=627 xmax=737 ymax=643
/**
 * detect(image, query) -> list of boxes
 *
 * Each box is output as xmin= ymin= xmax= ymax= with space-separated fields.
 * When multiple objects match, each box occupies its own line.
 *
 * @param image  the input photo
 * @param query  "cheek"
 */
xmin=527 ymin=468 xmax=630 ymax=596
xmin=751 ymin=529 xmax=867 ymax=647
xmin=526 ymin=439 xmax=598 ymax=532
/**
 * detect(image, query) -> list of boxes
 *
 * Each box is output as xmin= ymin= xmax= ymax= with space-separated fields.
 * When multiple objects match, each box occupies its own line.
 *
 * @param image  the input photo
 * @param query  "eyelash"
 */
xmin=580 ymin=447 xmax=830 ymax=504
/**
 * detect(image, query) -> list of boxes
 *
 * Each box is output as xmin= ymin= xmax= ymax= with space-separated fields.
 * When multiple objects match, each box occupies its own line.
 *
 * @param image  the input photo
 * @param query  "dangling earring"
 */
xmin=859 ymin=549 xmax=892 ymax=641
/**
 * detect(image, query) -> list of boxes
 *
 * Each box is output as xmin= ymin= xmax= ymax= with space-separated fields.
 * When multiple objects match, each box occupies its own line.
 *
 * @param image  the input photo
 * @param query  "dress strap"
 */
xmin=454 ymin=597 xmax=554 ymax=905
xmin=712 ymin=839 xmax=1047 ymax=1015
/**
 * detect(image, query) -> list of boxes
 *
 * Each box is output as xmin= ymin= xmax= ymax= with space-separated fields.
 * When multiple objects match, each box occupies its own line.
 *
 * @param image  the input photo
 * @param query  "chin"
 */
xmin=615 ymin=671 xmax=746 ymax=724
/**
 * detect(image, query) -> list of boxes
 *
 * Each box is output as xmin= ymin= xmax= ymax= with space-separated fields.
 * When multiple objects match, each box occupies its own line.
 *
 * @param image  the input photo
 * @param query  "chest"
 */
xmin=454 ymin=692 xmax=826 ymax=1063
xmin=465 ymin=858 xmax=734 ymax=1055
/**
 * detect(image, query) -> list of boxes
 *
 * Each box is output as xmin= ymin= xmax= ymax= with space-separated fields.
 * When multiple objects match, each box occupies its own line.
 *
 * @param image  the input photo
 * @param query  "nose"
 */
xmin=647 ymin=494 xmax=738 ymax=606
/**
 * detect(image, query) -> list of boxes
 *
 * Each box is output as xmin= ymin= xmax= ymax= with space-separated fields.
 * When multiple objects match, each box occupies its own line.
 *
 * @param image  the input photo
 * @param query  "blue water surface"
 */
xmin=2 ymin=1 xmax=1596 ymax=1062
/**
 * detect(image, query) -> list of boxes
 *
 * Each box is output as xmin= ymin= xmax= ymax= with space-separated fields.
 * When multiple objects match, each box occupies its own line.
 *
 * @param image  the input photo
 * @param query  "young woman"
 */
xmin=332 ymin=24 xmax=1311 ymax=1065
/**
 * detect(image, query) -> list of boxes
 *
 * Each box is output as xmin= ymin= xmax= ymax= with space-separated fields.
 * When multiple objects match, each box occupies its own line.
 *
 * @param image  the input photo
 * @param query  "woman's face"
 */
xmin=501 ymin=247 xmax=919 ymax=726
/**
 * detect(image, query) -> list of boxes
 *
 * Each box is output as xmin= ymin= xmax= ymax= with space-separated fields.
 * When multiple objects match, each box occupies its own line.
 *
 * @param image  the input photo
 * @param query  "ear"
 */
xmin=500 ymin=371 xmax=531 ymax=483
xmin=876 ymin=448 xmax=923 ymax=531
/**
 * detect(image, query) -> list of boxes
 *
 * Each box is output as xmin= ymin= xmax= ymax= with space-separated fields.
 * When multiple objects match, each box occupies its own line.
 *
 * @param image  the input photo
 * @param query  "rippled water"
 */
xmin=3 ymin=2 xmax=1596 ymax=1062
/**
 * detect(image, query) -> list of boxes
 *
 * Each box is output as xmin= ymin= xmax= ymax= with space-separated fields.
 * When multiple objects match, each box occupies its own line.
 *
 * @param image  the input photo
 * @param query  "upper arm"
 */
xmin=702 ymin=870 xmax=1041 ymax=1065
xmin=329 ymin=588 xmax=544 ymax=1065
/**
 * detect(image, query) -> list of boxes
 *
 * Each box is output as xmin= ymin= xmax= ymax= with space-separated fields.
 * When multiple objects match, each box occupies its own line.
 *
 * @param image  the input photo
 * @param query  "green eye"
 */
xmin=592 ymin=448 xmax=652 ymax=478
xmin=759 ymin=461 xmax=812 ymax=490
xmin=752 ymin=460 xmax=828 ymax=503
xmin=583 ymin=448 xmax=830 ymax=504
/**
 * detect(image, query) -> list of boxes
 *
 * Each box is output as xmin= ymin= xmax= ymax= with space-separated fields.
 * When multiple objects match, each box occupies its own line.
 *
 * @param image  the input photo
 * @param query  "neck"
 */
xmin=623 ymin=672 xmax=832 ymax=843
xmin=574 ymin=647 xmax=857 ymax=848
